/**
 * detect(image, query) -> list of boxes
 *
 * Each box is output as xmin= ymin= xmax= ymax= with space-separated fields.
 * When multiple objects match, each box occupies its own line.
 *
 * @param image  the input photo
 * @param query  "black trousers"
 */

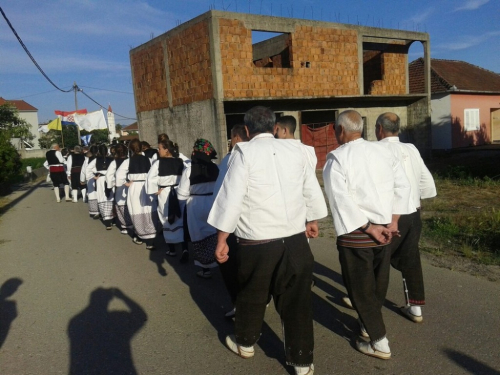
xmin=234 ymin=232 xmax=314 ymax=366
xmin=218 ymin=233 xmax=239 ymax=304
xmin=338 ymin=244 xmax=391 ymax=343
xmin=390 ymin=210 xmax=425 ymax=305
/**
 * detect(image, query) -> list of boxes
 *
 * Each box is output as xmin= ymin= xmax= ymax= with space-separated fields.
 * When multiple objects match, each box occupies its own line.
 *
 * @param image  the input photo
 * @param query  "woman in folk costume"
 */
xmin=87 ymin=144 xmax=115 ymax=229
xmin=146 ymin=135 xmax=188 ymax=261
xmin=116 ymin=139 xmax=158 ymax=250
xmin=66 ymin=145 xmax=86 ymax=202
xmin=177 ymin=139 xmax=219 ymax=278
xmin=80 ymin=145 xmax=99 ymax=218
xmin=106 ymin=143 xmax=132 ymax=235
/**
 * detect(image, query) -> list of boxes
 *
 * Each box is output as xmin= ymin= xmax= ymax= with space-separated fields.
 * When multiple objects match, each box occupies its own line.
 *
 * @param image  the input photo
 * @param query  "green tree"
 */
xmin=0 ymin=103 xmax=34 ymax=140
xmin=0 ymin=103 xmax=32 ymax=193
xmin=81 ymin=129 xmax=109 ymax=145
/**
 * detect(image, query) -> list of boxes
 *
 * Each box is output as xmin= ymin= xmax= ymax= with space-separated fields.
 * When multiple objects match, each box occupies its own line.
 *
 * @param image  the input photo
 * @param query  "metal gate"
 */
xmin=300 ymin=122 xmax=338 ymax=169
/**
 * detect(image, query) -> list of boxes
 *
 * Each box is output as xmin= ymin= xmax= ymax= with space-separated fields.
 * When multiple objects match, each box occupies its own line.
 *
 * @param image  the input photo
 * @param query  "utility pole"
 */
xmin=74 ymin=81 xmax=81 ymax=145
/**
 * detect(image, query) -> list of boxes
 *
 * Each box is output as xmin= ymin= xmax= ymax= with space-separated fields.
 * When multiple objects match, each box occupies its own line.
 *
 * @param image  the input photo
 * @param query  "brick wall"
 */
xmin=167 ymin=20 xmax=213 ymax=106
xmin=220 ymin=20 xmax=359 ymax=98
xmin=131 ymin=41 xmax=169 ymax=112
xmin=368 ymin=49 xmax=406 ymax=95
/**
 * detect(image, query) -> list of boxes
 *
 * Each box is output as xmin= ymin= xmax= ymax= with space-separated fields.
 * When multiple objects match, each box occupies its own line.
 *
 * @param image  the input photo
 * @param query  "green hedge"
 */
xmin=21 ymin=157 xmax=46 ymax=171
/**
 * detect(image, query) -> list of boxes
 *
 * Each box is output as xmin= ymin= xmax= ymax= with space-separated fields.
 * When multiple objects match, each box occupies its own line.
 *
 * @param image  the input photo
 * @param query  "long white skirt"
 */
xmin=127 ymin=181 xmax=158 ymax=239
xmin=115 ymin=185 xmax=133 ymax=229
xmin=157 ymin=187 xmax=184 ymax=244
xmin=86 ymin=179 xmax=98 ymax=215
xmin=96 ymin=177 xmax=114 ymax=221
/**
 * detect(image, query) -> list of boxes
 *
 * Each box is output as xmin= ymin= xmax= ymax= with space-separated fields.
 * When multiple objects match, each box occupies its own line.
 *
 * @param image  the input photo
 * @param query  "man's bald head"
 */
xmin=376 ymin=112 xmax=400 ymax=135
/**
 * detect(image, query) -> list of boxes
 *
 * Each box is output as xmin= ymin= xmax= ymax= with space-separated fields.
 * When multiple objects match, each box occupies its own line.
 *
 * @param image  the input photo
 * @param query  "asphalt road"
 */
xmin=0 ymin=182 xmax=499 ymax=375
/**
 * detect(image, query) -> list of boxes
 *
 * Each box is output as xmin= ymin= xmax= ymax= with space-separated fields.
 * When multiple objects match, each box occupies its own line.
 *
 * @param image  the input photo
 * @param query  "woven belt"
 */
xmin=237 ymin=238 xmax=281 ymax=246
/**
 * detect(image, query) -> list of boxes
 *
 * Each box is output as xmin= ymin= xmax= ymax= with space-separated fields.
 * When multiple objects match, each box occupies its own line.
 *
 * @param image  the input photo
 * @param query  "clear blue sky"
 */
xmin=1 ymin=0 xmax=499 ymax=126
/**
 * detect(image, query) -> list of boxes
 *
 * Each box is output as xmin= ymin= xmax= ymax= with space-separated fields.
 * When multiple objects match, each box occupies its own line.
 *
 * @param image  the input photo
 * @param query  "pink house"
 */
xmin=409 ymin=58 xmax=500 ymax=149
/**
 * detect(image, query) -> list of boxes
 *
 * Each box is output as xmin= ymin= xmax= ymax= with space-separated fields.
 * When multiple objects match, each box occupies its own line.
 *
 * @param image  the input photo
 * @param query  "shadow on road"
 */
xmin=443 ymin=349 xmax=500 ymax=375
xmin=67 ymin=287 xmax=147 ymax=375
xmin=163 ymin=250 xmax=294 ymax=373
xmin=0 ymin=278 xmax=23 ymax=349
xmin=0 ymin=180 xmax=46 ymax=216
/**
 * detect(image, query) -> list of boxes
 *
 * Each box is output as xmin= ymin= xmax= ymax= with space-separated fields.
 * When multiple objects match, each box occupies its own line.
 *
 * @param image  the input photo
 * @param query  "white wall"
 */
xmin=18 ymin=111 xmax=40 ymax=150
xmin=431 ymin=93 xmax=452 ymax=149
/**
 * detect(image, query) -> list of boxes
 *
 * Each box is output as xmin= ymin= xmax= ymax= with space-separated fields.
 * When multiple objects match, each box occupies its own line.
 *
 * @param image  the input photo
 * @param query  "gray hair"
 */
xmin=73 ymin=145 xmax=82 ymax=154
xmin=337 ymin=110 xmax=363 ymax=133
xmin=244 ymin=106 xmax=275 ymax=135
xmin=50 ymin=143 xmax=59 ymax=150
xmin=376 ymin=112 xmax=400 ymax=134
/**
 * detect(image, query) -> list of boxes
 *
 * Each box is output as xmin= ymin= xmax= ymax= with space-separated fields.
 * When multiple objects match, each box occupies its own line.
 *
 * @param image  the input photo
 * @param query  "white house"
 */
xmin=0 ymin=97 xmax=40 ymax=150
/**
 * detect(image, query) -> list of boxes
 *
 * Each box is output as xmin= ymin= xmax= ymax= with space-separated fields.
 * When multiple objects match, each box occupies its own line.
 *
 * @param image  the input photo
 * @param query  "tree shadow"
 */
xmin=148 ymin=232 xmax=168 ymax=277
xmin=0 ymin=180 xmax=45 ymax=215
xmin=443 ymin=348 xmax=500 ymax=375
xmin=67 ymin=287 xmax=147 ymax=375
xmin=0 ymin=277 xmax=23 ymax=349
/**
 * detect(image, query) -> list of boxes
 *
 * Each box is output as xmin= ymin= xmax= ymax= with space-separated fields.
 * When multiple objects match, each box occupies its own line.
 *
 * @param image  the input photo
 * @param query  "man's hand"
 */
xmin=387 ymin=214 xmax=400 ymax=238
xmin=305 ymin=221 xmax=319 ymax=238
xmin=215 ymin=230 xmax=230 ymax=264
xmin=125 ymin=181 xmax=133 ymax=187
xmin=365 ymin=224 xmax=392 ymax=244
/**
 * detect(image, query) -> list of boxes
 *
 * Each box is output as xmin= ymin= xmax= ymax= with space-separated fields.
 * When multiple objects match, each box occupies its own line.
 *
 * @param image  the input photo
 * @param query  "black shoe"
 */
xmin=180 ymin=249 xmax=189 ymax=263
xmin=93 ymin=214 xmax=100 ymax=220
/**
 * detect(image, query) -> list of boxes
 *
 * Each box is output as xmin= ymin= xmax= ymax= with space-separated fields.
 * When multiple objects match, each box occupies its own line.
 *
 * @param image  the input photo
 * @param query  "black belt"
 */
xmin=191 ymin=192 xmax=213 ymax=196
xmin=126 ymin=179 xmax=145 ymax=182
xmin=159 ymin=184 xmax=178 ymax=189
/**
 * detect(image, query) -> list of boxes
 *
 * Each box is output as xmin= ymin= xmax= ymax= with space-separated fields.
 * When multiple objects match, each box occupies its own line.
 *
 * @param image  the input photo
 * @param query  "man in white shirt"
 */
xmin=208 ymin=106 xmax=327 ymax=375
xmin=213 ymin=124 xmax=249 ymax=318
xmin=375 ymin=112 xmax=437 ymax=323
xmin=274 ymin=115 xmax=317 ymax=171
xmin=323 ymin=110 xmax=412 ymax=360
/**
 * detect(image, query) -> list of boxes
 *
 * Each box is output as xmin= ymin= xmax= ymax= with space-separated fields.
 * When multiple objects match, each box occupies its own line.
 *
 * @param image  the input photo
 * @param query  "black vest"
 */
xmin=144 ymin=148 xmax=158 ymax=159
xmin=96 ymin=157 xmax=114 ymax=171
xmin=115 ymin=157 xmax=127 ymax=170
xmin=158 ymin=158 xmax=184 ymax=177
xmin=71 ymin=154 xmax=85 ymax=168
xmin=46 ymin=150 xmax=60 ymax=165
xmin=129 ymin=154 xmax=151 ymax=174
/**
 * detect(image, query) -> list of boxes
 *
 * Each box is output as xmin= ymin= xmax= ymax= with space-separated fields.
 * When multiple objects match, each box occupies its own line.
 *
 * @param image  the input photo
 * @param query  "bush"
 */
xmin=0 ymin=135 xmax=22 ymax=195
xmin=21 ymin=157 xmax=46 ymax=171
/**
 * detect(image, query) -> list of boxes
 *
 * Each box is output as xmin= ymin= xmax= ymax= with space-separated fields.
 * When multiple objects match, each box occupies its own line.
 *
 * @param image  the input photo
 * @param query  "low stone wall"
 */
xmin=19 ymin=149 xmax=48 ymax=159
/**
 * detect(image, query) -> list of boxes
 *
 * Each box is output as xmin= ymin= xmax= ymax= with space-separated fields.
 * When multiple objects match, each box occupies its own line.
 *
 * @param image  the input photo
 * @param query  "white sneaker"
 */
xmin=295 ymin=364 xmax=314 ymax=375
xmin=356 ymin=338 xmax=391 ymax=360
xmin=120 ymin=229 xmax=128 ymax=235
xmin=359 ymin=320 xmax=369 ymax=338
xmin=400 ymin=306 xmax=423 ymax=323
xmin=225 ymin=335 xmax=254 ymax=359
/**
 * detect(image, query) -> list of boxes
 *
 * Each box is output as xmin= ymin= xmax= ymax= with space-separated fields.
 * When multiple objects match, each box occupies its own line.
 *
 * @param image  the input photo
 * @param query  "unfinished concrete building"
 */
xmin=130 ymin=10 xmax=431 ymax=167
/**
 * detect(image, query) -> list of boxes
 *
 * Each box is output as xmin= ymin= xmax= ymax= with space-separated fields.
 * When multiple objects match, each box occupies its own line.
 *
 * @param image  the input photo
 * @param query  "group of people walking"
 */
xmin=45 ymin=106 xmax=436 ymax=375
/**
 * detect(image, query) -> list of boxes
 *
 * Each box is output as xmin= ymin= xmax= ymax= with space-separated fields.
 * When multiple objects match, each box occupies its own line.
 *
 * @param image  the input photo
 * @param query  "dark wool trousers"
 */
xmin=390 ymin=210 xmax=425 ymax=305
xmin=234 ymin=232 xmax=314 ymax=366
xmin=338 ymin=244 xmax=391 ymax=343
xmin=218 ymin=233 xmax=239 ymax=304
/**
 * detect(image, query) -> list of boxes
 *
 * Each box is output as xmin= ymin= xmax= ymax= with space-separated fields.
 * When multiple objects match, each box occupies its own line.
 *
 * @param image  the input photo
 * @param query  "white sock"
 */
xmin=64 ymin=185 xmax=70 ymax=199
xmin=409 ymin=305 xmax=422 ymax=316
xmin=373 ymin=337 xmax=390 ymax=353
xmin=72 ymin=190 xmax=78 ymax=202
xmin=54 ymin=188 xmax=60 ymax=201
xmin=295 ymin=364 xmax=313 ymax=375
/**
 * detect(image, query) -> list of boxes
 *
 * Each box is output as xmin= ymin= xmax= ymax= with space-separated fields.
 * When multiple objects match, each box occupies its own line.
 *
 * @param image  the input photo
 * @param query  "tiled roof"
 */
xmin=409 ymin=58 xmax=500 ymax=94
xmin=122 ymin=122 xmax=138 ymax=130
xmin=0 ymin=97 xmax=38 ymax=111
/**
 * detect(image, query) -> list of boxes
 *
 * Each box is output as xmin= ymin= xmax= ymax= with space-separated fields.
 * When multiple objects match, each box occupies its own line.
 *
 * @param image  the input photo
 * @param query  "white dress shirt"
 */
xmin=322 ymin=138 xmax=412 ymax=237
xmin=379 ymin=137 xmax=436 ymax=209
xmin=208 ymin=133 xmax=328 ymax=240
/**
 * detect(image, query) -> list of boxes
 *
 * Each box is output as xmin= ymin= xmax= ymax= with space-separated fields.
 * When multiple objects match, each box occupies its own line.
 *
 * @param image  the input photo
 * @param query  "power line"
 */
xmin=78 ymin=87 xmax=137 ymax=121
xmin=79 ymin=85 xmax=133 ymax=95
xmin=14 ymin=87 xmax=70 ymax=100
xmin=0 ymin=6 xmax=72 ymax=93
